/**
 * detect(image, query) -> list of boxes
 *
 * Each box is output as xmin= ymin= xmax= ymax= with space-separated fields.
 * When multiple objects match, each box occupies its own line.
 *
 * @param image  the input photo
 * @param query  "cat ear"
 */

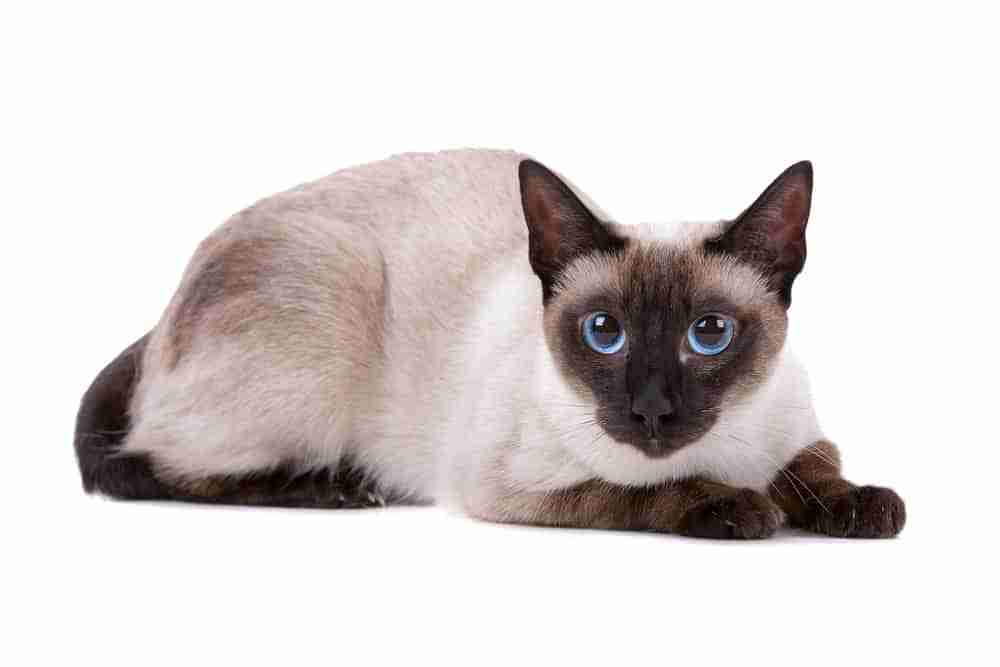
xmin=519 ymin=159 xmax=625 ymax=301
xmin=706 ymin=161 xmax=813 ymax=307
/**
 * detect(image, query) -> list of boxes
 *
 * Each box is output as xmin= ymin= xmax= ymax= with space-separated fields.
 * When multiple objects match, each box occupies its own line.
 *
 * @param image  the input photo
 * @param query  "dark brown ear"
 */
xmin=519 ymin=159 xmax=626 ymax=301
xmin=706 ymin=161 xmax=813 ymax=307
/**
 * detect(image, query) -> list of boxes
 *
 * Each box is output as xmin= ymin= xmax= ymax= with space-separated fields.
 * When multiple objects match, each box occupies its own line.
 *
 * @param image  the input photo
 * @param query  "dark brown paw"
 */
xmin=812 ymin=485 xmax=906 ymax=538
xmin=676 ymin=489 xmax=783 ymax=539
xmin=331 ymin=485 xmax=388 ymax=509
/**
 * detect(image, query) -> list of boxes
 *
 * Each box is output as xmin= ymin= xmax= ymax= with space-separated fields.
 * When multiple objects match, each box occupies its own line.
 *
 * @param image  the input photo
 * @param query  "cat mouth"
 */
xmin=642 ymin=437 xmax=685 ymax=456
xmin=596 ymin=408 xmax=706 ymax=457
xmin=602 ymin=426 xmax=694 ymax=458
xmin=607 ymin=433 xmax=686 ymax=458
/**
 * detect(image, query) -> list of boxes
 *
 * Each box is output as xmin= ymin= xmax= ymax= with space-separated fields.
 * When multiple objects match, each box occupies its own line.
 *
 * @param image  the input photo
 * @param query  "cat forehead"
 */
xmin=552 ymin=228 xmax=773 ymax=312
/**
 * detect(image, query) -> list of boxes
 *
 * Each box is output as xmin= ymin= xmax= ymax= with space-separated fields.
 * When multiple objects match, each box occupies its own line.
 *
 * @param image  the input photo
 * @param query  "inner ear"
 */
xmin=519 ymin=159 xmax=625 ymax=301
xmin=706 ymin=161 xmax=813 ymax=307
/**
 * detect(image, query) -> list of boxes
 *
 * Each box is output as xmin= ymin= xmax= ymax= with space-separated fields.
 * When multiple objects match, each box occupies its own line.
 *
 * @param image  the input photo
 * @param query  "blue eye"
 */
xmin=687 ymin=314 xmax=735 ymax=356
xmin=582 ymin=311 xmax=626 ymax=354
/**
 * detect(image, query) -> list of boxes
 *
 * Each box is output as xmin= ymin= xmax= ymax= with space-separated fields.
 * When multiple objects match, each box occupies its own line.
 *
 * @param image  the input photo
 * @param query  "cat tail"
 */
xmin=74 ymin=334 xmax=169 ymax=499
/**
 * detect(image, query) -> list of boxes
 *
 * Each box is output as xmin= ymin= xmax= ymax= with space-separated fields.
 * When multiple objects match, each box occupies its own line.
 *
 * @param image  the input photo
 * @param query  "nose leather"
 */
xmin=630 ymin=378 xmax=675 ymax=437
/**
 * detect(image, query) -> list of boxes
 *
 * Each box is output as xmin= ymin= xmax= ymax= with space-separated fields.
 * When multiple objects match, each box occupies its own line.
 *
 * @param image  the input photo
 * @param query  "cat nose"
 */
xmin=630 ymin=382 xmax=675 ymax=437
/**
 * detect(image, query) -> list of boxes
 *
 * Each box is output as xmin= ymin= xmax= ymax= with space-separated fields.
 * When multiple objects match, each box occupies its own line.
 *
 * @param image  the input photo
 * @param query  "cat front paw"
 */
xmin=812 ymin=485 xmax=906 ymax=538
xmin=676 ymin=489 xmax=784 ymax=539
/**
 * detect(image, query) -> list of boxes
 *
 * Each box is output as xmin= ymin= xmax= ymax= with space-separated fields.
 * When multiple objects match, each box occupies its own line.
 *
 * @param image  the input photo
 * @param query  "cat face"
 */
xmin=520 ymin=159 xmax=812 ymax=458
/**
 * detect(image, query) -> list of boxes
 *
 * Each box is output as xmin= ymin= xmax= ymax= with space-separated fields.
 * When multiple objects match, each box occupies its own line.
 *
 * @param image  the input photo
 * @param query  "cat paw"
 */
xmin=812 ymin=485 xmax=906 ymax=538
xmin=323 ymin=484 xmax=387 ymax=509
xmin=676 ymin=489 xmax=784 ymax=539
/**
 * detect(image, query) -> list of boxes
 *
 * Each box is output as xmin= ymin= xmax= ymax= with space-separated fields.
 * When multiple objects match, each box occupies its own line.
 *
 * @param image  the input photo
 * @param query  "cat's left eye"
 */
xmin=687 ymin=314 xmax=735 ymax=356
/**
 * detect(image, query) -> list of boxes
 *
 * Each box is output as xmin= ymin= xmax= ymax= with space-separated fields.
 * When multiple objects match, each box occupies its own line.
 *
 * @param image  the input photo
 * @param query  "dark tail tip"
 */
xmin=74 ymin=334 xmax=169 ymax=499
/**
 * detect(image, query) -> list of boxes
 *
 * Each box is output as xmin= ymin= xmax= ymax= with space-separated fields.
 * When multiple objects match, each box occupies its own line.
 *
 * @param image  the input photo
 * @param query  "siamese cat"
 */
xmin=75 ymin=150 xmax=905 ymax=539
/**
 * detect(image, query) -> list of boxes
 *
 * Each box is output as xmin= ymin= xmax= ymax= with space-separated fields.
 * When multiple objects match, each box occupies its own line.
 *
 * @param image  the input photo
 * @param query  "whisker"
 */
xmin=801 ymin=445 xmax=839 ymax=469
xmin=782 ymin=464 xmax=830 ymax=514
xmin=514 ymin=418 xmax=603 ymax=450
xmin=719 ymin=435 xmax=787 ymax=501
xmin=725 ymin=433 xmax=811 ymax=507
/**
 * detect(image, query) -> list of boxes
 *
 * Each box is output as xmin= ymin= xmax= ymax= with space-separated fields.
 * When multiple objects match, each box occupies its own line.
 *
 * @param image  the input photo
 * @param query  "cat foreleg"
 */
xmin=470 ymin=477 xmax=784 ymax=540
xmin=769 ymin=441 xmax=906 ymax=538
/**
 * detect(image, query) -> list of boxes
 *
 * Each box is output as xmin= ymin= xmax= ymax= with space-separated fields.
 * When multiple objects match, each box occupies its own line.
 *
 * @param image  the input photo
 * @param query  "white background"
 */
xmin=3 ymin=2 xmax=997 ymax=665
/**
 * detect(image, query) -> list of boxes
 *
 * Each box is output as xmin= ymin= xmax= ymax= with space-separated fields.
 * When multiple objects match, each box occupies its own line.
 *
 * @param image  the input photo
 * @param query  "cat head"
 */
xmin=519 ymin=159 xmax=812 ymax=460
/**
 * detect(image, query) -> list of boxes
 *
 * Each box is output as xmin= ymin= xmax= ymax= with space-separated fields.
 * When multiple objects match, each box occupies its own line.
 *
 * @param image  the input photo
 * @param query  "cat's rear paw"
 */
xmin=813 ymin=485 xmax=906 ymax=538
xmin=676 ymin=489 xmax=783 ymax=539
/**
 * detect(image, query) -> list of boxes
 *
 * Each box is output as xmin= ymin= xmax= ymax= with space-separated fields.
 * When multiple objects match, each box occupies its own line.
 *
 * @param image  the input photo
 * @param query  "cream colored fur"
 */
xmin=123 ymin=149 xmax=823 ymax=512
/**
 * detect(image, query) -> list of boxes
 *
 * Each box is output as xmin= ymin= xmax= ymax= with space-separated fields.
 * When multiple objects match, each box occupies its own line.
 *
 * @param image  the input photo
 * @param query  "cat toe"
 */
xmin=677 ymin=489 xmax=783 ymax=540
xmin=816 ymin=485 xmax=906 ymax=538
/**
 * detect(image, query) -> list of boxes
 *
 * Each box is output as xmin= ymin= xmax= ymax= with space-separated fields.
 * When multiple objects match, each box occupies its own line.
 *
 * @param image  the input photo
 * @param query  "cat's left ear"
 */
xmin=706 ymin=161 xmax=813 ymax=307
xmin=519 ymin=159 xmax=626 ymax=301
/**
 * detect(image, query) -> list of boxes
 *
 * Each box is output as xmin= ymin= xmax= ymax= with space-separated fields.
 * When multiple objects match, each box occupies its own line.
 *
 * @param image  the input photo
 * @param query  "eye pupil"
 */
xmin=592 ymin=315 xmax=619 ymax=345
xmin=583 ymin=312 xmax=625 ymax=354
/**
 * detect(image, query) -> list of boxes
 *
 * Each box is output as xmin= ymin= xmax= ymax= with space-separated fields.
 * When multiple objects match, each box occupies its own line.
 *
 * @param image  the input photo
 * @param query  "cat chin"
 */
xmin=560 ymin=427 xmax=773 ymax=489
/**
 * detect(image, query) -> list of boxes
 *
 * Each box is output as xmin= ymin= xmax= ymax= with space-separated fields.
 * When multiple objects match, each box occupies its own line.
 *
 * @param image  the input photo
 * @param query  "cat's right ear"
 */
xmin=519 ymin=160 xmax=625 ymax=301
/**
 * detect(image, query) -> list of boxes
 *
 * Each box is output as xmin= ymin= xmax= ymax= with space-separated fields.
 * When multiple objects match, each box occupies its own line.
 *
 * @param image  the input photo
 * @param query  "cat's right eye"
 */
xmin=582 ymin=311 xmax=626 ymax=354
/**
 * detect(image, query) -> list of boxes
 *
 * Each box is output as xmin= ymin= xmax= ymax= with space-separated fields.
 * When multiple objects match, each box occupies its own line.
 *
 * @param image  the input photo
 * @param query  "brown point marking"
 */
xmin=168 ymin=237 xmax=281 ymax=368
xmin=166 ymin=460 xmax=405 ymax=509
xmin=770 ymin=441 xmax=906 ymax=538
xmin=542 ymin=240 xmax=788 ymax=459
xmin=491 ymin=477 xmax=782 ymax=539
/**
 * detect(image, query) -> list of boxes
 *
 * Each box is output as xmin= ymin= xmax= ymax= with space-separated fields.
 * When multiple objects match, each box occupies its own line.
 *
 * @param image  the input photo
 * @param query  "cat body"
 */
xmin=75 ymin=149 xmax=904 ymax=538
